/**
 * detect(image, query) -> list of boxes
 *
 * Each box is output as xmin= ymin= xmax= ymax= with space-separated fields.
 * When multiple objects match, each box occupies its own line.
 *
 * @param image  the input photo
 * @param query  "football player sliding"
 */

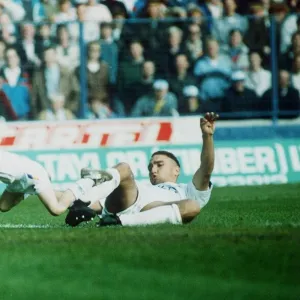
xmin=0 ymin=150 xmax=112 ymax=216
xmin=66 ymin=112 xmax=219 ymax=227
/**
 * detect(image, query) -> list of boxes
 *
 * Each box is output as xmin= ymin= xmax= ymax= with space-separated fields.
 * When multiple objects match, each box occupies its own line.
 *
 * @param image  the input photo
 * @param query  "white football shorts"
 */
xmin=102 ymin=181 xmax=213 ymax=216
xmin=0 ymin=151 xmax=52 ymax=194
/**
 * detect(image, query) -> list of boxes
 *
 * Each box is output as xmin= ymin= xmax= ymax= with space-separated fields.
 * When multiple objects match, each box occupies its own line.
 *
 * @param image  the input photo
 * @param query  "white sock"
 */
xmin=106 ymin=168 xmax=121 ymax=187
xmin=68 ymin=178 xmax=94 ymax=199
xmin=81 ymin=186 xmax=107 ymax=206
xmin=81 ymin=168 xmax=120 ymax=200
xmin=119 ymin=204 xmax=182 ymax=226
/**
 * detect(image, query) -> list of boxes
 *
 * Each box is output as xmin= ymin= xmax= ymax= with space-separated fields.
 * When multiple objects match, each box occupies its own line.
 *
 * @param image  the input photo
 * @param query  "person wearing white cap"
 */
xmin=222 ymin=70 xmax=259 ymax=117
xmin=181 ymin=85 xmax=202 ymax=115
xmin=131 ymin=79 xmax=178 ymax=117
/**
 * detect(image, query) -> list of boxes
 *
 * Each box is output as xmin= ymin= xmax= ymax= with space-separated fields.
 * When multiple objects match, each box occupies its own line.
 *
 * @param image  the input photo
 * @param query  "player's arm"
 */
xmin=192 ymin=112 xmax=218 ymax=191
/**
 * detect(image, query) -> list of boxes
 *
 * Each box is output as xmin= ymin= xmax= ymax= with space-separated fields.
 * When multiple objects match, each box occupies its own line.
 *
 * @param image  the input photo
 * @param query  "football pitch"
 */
xmin=0 ymin=184 xmax=299 ymax=300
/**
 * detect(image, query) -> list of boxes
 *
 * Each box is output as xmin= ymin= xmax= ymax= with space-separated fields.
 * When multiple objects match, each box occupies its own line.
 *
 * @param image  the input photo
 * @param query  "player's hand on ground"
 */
xmin=200 ymin=112 xmax=219 ymax=136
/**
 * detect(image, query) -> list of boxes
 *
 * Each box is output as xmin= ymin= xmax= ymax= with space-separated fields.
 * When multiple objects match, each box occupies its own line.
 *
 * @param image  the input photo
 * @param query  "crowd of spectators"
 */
xmin=0 ymin=0 xmax=300 ymax=121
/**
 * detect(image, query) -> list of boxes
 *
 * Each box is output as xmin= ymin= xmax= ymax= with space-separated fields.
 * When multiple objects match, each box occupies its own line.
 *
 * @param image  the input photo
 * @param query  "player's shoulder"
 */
xmin=175 ymin=182 xmax=188 ymax=189
xmin=162 ymin=182 xmax=188 ymax=191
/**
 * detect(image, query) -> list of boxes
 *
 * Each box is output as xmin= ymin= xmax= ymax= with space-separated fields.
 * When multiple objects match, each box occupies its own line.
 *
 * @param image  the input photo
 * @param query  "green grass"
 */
xmin=0 ymin=184 xmax=299 ymax=300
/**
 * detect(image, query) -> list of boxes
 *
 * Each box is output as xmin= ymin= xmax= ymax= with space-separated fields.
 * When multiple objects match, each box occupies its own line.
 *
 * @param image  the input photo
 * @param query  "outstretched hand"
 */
xmin=200 ymin=112 xmax=219 ymax=136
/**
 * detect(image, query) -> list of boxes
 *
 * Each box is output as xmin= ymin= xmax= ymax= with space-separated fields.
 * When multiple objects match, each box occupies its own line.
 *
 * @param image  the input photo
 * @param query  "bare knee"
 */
xmin=114 ymin=162 xmax=134 ymax=182
xmin=178 ymin=199 xmax=201 ymax=224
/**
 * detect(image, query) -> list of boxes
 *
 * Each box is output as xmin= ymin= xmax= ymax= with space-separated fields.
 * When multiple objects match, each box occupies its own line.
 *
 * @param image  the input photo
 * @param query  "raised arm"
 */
xmin=192 ymin=112 xmax=219 ymax=191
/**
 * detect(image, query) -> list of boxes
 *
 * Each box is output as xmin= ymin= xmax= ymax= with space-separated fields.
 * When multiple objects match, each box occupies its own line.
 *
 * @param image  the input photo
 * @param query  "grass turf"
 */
xmin=0 ymin=184 xmax=299 ymax=300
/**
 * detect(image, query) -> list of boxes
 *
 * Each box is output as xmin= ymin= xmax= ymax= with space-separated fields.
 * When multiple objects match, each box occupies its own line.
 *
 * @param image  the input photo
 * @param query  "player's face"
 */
xmin=148 ymin=155 xmax=180 ymax=185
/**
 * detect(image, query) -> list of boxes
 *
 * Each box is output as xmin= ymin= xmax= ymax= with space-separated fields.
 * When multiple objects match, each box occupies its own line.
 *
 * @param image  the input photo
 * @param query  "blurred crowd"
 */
xmin=0 ymin=0 xmax=300 ymax=121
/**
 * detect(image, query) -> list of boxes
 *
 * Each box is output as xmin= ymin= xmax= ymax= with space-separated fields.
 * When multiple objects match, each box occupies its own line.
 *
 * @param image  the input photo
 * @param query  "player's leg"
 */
xmin=0 ymin=190 xmax=24 ymax=212
xmin=82 ymin=163 xmax=138 ymax=213
xmin=100 ymin=199 xmax=201 ymax=226
xmin=64 ymin=184 xmax=106 ymax=226
xmin=37 ymin=188 xmax=75 ymax=216
xmin=65 ymin=163 xmax=138 ymax=226
xmin=142 ymin=199 xmax=200 ymax=223
xmin=115 ymin=181 xmax=213 ymax=226
xmin=37 ymin=176 xmax=102 ymax=216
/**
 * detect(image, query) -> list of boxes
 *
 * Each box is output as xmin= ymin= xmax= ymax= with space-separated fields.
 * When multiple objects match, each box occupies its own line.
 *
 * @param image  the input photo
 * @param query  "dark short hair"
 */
xmin=151 ymin=150 xmax=181 ymax=167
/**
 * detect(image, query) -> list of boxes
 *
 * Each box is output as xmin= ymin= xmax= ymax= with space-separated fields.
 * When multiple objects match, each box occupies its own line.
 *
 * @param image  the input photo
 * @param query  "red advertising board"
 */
xmin=0 ymin=117 xmax=201 ymax=149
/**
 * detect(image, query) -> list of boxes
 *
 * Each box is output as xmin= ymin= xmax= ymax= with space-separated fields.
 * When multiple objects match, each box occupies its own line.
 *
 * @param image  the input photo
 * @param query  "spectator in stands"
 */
xmin=117 ymin=40 xmax=144 ymax=113
xmin=291 ymin=54 xmax=300 ymax=93
xmin=110 ymin=8 xmax=133 ymax=56
xmin=33 ymin=0 xmax=57 ymax=23
xmin=86 ymin=0 xmax=112 ymax=22
xmin=261 ymin=0 xmax=270 ymax=16
xmin=0 ymin=89 xmax=18 ymax=120
xmin=169 ymin=53 xmax=196 ymax=110
xmin=212 ymin=0 xmax=248 ymax=45
xmin=76 ymin=41 xmax=110 ymax=103
xmin=35 ymin=23 xmax=56 ymax=60
xmin=280 ymin=31 xmax=300 ymax=72
xmin=0 ymin=47 xmax=31 ymax=120
xmin=0 ymin=0 xmax=25 ymax=23
xmin=261 ymin=70 xmax=300 ymax=118
xmin=184 ymin=23 xmax=203 ymax=65
xmin=21 ymin=0 xmax=36 ymax=22
xmin=186 ymin=5 xmax=209 ymax=37
xmin=201 ymin=0 xmax=223 ymax=19
xmin=244 ymin=2 xmax=270 ymax=66
xmin=280 ymin=5 xmax=300 ymax=54
xmin=87 ymin=93 xmax=117 ymax=119
xmin=180 ymin=85 xmax=203 ymax=115
xmin=220 ymin=29 xmax=249 ymax=71
xmin=245 ymin=51 xmax=271 ymax=97
xmin=269 ymin=3 xmax=290 ymax=56
xmin=16 ymin=22 xmax=41 ymax=74
xmin=221 ymin=70 xmax=259 ymax=118
xmin=38 ymin=93 xmax=75 ymax=121
xmin=201 ymin=0 xmax=223 ymax=31
xmin=55 ymin=25 xmax=79 ymax=71
xmin=287 ymin=0 xmax=298 ymax=12
xmin=100 ymin=22 xmax=119 ymax=84
xmin=102 ymin=0 xmax=128 ymax=18
xmin=68 ymin=0 xmax=100 ymax=43
xmin=0 ymin=0 xmax=26 ymax=45
xmin=134 ymin=0 xmax=167 ymax=55
xmin=131 ymin=79 xmax=178 ymax=117
xmin=134 ymin=0 xmax=166 ymax=19
xmin=156 ymin=26 xmax=185 ymax=76
xmin=0 ymin=40 xmax=6 ymax=69
xmin=31 ymin=46 xmax=79 ymax=118
xmin=131 ymin=60 xmax=157 ymax=105
xmin=165 ymin=7 xmax=187 ymax=30
xmin=194 ymin=38 xmax=232 ymax=103
xmin=52 ymin=0 xmax=76 ymax=23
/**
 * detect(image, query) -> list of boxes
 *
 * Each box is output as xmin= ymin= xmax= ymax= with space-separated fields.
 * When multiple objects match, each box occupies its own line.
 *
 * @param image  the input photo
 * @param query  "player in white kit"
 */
xmin=66 ymin=112 xmax=218 ymax=227
xmin=0 ymin=150 xmax=112 ymax=216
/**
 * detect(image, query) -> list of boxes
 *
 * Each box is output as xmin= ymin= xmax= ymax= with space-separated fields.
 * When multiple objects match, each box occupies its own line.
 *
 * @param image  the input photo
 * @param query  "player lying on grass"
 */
xmin=65 ymin=112 xmax=218 ymax=227
xmin=0 ymin=150 xmax=112 ymax=216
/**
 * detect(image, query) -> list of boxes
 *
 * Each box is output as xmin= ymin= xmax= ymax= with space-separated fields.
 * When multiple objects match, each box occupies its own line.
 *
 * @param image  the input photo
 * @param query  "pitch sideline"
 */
xmin=0 ymin=223 xmax=58 ymax=228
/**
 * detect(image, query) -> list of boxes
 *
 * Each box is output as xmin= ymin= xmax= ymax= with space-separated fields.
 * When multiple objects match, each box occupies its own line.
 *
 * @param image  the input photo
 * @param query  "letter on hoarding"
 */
xmin=254 ymin=147 xmax=277 ymax=173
